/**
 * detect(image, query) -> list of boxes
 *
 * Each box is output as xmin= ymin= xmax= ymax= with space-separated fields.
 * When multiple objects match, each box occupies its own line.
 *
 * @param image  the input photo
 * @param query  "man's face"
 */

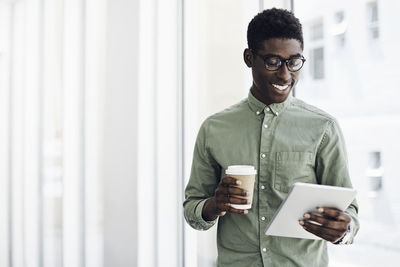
xmin=245 ymin=38 xmax=303 ymax=105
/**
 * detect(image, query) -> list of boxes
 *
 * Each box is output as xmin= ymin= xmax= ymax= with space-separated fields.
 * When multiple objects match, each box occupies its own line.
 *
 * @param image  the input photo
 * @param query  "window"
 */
xmin=310 ymin=20 xmax=324 ymax=40
xmin=0 ymin=1 xmax=105 ymax=266
xmin=367 ymin=1 xmax=379 ymax=40
xmin=309 ymin=47 xmax=325 ymax=80
xmin=309 ymin=19 xmax=325 ymax=80
xmin=333 ymin=10 xmax=346 ymax=47
xmin=295 ymin=0 xmax=400 ymax=266
xmin=366 ymin=151 xmax=383 ymax=196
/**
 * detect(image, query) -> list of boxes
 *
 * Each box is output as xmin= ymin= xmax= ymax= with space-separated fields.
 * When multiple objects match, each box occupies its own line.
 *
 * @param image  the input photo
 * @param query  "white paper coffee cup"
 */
xmin=225 ymin=165 xmax=257 ymax=210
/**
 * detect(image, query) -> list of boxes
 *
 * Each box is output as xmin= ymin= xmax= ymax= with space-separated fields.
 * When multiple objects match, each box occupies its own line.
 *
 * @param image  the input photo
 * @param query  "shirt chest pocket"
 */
xmin=274 ymin=152 xmax=316 ymax=193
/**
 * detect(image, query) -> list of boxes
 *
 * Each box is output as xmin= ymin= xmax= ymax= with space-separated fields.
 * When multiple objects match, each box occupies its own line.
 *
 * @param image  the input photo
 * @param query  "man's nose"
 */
xmin=276 ymin=63 xmax=291 ymax=81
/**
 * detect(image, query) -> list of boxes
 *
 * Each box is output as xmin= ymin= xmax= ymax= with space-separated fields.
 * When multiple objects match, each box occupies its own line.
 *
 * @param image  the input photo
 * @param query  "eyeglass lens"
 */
xmin=265 ymin=57 xmax=304 ymax=71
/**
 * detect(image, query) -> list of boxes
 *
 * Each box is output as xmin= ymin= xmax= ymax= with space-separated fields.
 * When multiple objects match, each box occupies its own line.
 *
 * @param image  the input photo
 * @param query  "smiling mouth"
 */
xmin=272 ymin=83 xmax=290 ymax=91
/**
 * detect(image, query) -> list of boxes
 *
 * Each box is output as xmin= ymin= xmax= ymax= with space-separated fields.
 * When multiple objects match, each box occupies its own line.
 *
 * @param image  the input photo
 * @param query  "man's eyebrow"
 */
xmin=262 ymin=53 xmax=303 ymax=58
xmin=290 ymin=53 xmax=303 ymax=58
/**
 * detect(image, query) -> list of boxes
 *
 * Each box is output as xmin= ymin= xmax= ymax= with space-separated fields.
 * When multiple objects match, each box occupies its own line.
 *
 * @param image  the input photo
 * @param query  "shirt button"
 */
xmin=261 ymin=216 xmax=266 ymax=221
xmin=256 ymin=111 xmax=260 ymax=115
xmin=264 ymin=124 xmax=268 ymax=128
xmin=276 ymin=112 xmax=279 ymax=116
xmin=261 ymin=185 xmax=265 ymax=190
xmin=266 ymin=107 xmax=270 ymax=112
xmin=261 ymin=153 xmax=266 ymax=158
xmin=263 ymin=248 xmax=267 ymax=252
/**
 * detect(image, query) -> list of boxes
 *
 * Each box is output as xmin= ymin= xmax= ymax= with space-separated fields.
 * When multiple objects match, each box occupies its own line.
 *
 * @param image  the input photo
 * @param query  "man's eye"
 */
xmin=289 ymin=58 xmax=302 ymax=67
xmin=265 ymin=57 xmax=281 ymax=66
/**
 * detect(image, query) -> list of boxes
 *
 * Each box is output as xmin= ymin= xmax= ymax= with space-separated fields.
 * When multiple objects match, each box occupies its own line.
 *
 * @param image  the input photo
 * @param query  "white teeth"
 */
xmin=272 ymin=84 xmax=290 ymax=91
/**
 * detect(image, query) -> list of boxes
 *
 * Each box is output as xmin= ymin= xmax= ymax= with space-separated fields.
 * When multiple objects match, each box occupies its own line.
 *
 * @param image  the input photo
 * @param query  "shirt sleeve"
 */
xmin=315 ymin=119 xmax=360 ymax=244
xmin=183 ymin=120 xmax=221 ymax=231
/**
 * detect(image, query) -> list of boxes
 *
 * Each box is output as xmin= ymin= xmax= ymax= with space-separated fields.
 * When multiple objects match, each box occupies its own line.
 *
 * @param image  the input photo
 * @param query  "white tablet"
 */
xmin=265 ymin=182 xmax=357 ymax=240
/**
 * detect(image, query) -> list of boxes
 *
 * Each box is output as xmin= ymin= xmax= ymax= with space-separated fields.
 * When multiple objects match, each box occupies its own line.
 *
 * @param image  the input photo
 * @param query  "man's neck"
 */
xmin=250 ymin=85 xmax=272 ymax=106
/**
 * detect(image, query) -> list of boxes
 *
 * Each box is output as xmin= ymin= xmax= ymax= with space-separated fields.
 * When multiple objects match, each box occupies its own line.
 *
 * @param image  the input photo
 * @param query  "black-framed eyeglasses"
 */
xmin=252 ymin=50 xmax=306 ymax=72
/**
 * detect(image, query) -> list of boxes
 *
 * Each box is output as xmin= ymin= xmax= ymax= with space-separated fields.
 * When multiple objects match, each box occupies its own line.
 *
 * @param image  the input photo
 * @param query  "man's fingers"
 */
xmin=216 ymin=201 xmax=229 ymax=211
xmin=218 ymin=193 xmax=249 ymax=206
xmin=226 ymin=206 xmax=249 ymax=215
xmin=218 ymin=211 xmax=227 ymax=216
xmin=216 ymin=186 xmax=247 ymax=199
xmin=317 ymin=207 xmax=350 ymax=222
xmin=215 ymin=176 xmax=250 ymax=216
xmin=303 ymin=225 xmax=338 ymax=242
xmin=227 ymin=186 xmax=249 ymax=197
xmin=216 ymin=177 xmax=248 ymax=204
xmin=215 ymin=201 xmax=250 ymax=216
xmin=216 ymin=202 xmax=249 ymax=215
xmin=304 ymin=213 xmax=347 ymax=231
xmin=301 ymin=211 xmax=349 ymax=242
xmin=299 ymin=220 xmax=343 ymax=242
xmin=221 ymin=176 xmax=241 ymax=186
xmin=227 ymin=196 xmax=250 ymax=205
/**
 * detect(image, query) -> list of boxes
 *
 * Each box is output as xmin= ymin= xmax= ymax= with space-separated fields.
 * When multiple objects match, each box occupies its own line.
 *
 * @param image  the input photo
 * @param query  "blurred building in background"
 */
xmin=295 ymin=1 xmax=400 ymax=266
xmin=0 ymin=0 xmax=399 ymax=267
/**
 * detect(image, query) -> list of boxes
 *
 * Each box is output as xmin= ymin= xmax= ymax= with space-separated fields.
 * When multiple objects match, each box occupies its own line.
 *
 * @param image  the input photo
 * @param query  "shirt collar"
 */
xmin=248 ymin=90 xmax=293 ymax=117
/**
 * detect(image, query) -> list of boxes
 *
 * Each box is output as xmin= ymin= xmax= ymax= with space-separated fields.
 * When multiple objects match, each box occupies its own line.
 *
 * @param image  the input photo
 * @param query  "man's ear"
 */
xmin=243 ymin=48 xmax=253 ymax=68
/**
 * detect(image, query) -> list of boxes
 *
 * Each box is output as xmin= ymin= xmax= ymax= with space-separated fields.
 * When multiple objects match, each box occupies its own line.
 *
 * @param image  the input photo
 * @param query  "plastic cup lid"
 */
xmin=225 ymin=165 xmax=257 ymax=175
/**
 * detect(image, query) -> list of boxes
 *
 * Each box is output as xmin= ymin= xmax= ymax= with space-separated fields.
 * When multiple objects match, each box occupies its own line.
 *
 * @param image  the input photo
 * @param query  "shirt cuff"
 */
xmin=334 ymin=223 xmax=351 ymax=245
xmin=334 ymin=212 xmax=356 ymax=245
xmin=192 ymin=198 xmax=218 ymax=230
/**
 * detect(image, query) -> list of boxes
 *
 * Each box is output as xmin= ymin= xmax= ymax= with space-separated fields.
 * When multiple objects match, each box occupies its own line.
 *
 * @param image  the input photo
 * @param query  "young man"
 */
xmin=183 ymin=8 xmax=359 ymax=267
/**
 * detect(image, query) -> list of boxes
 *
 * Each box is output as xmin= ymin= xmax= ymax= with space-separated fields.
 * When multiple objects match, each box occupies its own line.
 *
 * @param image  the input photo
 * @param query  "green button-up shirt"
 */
xmin=183 ymin=91 xmax=359 ymax=267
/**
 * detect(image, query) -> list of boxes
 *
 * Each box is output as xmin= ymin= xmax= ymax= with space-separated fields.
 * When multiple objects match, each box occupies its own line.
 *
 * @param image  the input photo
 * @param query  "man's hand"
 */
xmin=299 ymin=207 xmax=351 ymax=244
xmin=202 ymin=176 xmax=250 ymax=221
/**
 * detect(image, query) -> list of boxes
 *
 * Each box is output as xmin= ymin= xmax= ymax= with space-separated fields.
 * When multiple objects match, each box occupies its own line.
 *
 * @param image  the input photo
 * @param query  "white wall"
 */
xmin=137 ymin=0 xmax=183 ymax=266
xmin=102 ymin=0 xmax=139 ymax=266
xmin=102 ymin=0 xmax=183 ymax=266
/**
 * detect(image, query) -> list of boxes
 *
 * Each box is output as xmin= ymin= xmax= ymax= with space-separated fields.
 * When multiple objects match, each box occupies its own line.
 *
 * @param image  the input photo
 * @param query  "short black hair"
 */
xmin=247 ymin=8 xmax=304 ymax=52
